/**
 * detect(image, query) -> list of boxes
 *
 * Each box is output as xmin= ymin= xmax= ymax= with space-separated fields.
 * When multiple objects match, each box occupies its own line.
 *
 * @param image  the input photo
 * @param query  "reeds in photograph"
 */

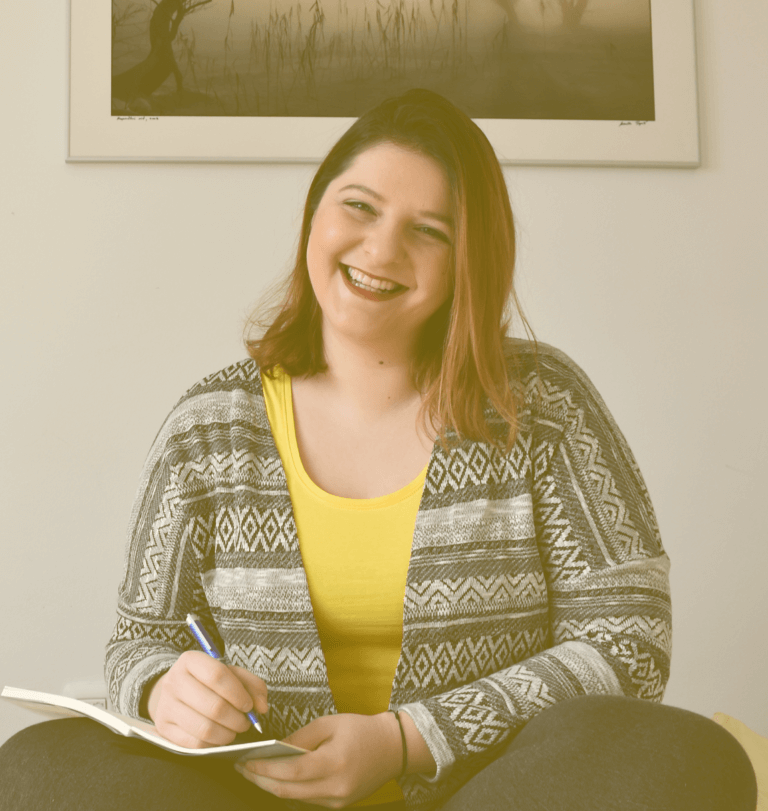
xmin=111 ymin=0 xmax=655 ymax=121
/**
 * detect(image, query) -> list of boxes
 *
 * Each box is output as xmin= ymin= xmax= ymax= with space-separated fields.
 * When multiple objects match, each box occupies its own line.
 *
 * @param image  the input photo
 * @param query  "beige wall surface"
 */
xmin=1 ymin=0 xmax=766 ymax=747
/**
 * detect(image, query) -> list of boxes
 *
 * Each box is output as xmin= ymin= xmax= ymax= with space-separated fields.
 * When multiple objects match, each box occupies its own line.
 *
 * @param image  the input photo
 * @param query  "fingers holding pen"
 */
xmin=227 ymin=663 xmax=270 ymax=716
xmin=147 ymin=651 xmax=268 ymax=748
xmin=179 ymin=655 xmax=256 ymax=727
xmin=183 ymin=614 xmax=269 ymax=720
xmin=182 ymin=652 xmax=259 ymax=717
xmin=159 ymin=695 xmax=247 ymax=748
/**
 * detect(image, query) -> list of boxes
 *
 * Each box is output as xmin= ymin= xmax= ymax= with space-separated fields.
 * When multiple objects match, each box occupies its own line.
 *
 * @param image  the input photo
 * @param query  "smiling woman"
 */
xmin=247 ymin=89 xmax=524 ymax=459
xmin=306 ymin=143 xmax=453 ymax=360
xmin=0 ymin=89 xmax=756 ymax=811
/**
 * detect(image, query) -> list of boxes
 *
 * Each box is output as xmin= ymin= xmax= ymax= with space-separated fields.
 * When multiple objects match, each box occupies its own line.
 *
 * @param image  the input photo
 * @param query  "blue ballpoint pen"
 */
xmin=185 ymin=613 xmax=263 ymax=734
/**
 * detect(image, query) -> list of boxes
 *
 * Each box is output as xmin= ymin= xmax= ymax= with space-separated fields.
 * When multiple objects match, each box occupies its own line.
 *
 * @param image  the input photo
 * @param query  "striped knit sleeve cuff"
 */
xmin=547 ymin=640 xmax=625 ymax=695
xmin=115 ymin=651 xmax=180 ymax=720
xmin=398 ymin=702 xmax=456 ymax=783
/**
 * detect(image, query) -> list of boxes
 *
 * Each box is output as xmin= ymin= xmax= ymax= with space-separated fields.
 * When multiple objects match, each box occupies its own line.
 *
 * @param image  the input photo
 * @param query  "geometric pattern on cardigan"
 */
xmin=105 ymin=339 xmax=672 ymax=811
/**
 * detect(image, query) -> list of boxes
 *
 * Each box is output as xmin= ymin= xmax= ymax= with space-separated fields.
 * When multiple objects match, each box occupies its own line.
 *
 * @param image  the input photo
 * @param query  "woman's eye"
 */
xmin=344 ymin=200 xmax=375 ymax=214
xmin=418 ymin=226 xmax=451 ymax=244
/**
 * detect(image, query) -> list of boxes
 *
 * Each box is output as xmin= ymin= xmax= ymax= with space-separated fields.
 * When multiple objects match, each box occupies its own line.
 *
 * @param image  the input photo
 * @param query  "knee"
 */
xmin=515 ymin=695 xmax=758 ymax=810
xmin=521 ymin=693 xmax=750 ymax=757
xmin=0 ymin=721 xmax=58 ymax=804
xmin=0 ymin=718 xmax=106 ymax=807
xmin=513 ymin=694 xmax=641 ymax=741
xmin=0 ymin=720 xmax=55 ymax=769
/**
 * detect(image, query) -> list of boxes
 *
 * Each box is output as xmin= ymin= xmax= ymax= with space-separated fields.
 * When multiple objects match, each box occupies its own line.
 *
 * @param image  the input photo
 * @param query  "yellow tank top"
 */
xmin=261 ymin=366 xmax=427 ymax=806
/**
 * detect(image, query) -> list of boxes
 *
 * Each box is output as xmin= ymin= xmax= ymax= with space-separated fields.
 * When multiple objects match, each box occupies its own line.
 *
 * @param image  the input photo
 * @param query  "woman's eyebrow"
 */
xmin=422 ymin=210 xmax=454 ymax=229
xmin=339 ymin=183 xmax=383 ymax=200
xmin=338 ymin=183 xmax=454 ymax=228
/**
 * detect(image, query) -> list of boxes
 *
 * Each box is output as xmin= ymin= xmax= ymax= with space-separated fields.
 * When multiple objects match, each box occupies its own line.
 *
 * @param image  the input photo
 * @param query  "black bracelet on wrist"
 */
xmin=392 ymin=710 xmax=408 ymax=778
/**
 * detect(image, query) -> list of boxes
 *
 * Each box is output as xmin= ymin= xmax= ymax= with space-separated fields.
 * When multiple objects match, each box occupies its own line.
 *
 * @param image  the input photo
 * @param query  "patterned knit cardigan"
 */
xmin=106 ymin=339 xmax=672 ymax=810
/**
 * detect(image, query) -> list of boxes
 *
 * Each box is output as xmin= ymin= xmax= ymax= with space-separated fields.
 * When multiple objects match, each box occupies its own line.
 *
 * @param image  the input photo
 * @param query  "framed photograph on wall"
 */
xmin=69 ymin=0 xmax=699 ymax=166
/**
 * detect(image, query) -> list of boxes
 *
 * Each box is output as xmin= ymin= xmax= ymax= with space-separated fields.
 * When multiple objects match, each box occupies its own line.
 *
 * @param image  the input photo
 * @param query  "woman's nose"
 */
xmin=363 ymin=221 xmax=405 ymax=266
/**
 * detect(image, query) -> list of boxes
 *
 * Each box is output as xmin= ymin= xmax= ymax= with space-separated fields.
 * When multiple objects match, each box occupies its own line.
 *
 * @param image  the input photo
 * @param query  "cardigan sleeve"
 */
xmin=398 ymin=346 xmax=672 ymax=784
xmin=104 ymin=400 xmax=220 ymax=720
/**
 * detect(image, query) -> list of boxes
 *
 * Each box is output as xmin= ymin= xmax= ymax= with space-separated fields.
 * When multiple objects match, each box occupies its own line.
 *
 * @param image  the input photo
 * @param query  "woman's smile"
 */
xmin=340 ymin=263 xmax=409 ymax=302
xmin=343 ymin=264 xmax=407 ymax=292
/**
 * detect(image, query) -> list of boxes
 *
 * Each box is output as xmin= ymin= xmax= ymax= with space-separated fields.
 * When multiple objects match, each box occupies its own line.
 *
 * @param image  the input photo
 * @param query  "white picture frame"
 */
xmin=69 ymin=0 xmax=699 ymax=167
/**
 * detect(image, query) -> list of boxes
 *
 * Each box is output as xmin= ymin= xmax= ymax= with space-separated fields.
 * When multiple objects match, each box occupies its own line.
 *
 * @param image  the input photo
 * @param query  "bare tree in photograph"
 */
xmin=112 ymin=0 xmax=213 ymax=109
xmin=112 ymin=2 xmax=143 ymax=45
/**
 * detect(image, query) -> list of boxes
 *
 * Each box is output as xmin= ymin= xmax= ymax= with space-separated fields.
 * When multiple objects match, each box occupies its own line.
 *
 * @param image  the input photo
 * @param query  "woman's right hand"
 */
xmin=146 ymin=650 xmax=269 ymax=749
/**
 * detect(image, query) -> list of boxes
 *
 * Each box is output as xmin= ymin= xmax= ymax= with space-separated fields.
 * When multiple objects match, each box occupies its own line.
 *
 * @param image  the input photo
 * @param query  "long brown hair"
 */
xmin=245 ymin=88 xmax=533 ymax=454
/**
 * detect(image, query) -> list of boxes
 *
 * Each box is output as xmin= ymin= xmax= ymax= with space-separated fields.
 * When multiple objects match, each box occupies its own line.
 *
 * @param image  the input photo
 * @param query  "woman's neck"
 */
xmin=306 ymin=330 xmax=422 ymax=420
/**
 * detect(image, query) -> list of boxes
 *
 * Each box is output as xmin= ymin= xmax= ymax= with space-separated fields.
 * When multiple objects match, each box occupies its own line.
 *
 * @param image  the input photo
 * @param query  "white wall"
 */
xmin=1 ymin=0 xmax=766 ymax=746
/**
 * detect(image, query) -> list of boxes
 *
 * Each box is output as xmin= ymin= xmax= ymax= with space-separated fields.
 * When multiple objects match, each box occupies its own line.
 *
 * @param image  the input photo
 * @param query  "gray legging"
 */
xmin=0 ymin=695 xmax=757 ymax=811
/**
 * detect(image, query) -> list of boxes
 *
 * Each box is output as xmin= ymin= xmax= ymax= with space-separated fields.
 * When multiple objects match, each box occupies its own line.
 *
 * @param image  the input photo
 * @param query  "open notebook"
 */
xmin=1 ymin=686 xmax=305 ymax=762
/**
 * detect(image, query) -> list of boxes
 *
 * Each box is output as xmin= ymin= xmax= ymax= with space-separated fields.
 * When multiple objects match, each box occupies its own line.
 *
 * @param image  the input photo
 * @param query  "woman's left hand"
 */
xmin=236 ymin=712 xmax=403 ymax=808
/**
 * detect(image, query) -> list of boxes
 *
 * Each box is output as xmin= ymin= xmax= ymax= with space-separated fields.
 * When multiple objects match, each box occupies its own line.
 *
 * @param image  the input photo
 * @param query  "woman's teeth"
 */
xmin=344 ymin=265 xmax=401 ymax=293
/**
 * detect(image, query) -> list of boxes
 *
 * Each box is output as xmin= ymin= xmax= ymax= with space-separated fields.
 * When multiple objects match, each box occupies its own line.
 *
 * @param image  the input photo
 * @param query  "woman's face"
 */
xmin=306 ymin=141 xmax=454 ymax=356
